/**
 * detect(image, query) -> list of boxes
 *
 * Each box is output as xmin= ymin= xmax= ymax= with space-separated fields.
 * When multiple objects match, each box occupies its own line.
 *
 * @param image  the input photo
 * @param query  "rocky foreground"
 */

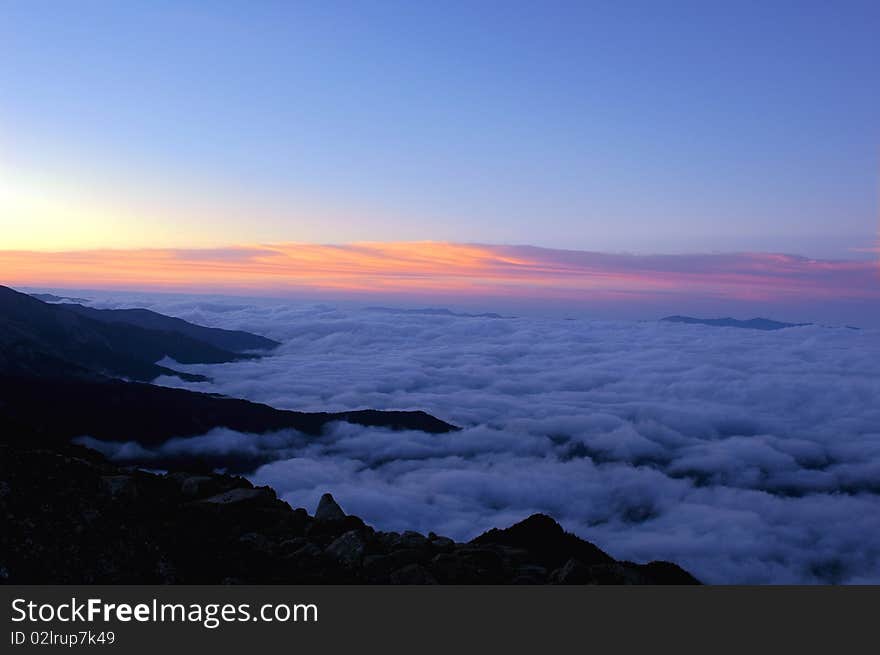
xmin=0 ymin=442 xmax=698 ymax=584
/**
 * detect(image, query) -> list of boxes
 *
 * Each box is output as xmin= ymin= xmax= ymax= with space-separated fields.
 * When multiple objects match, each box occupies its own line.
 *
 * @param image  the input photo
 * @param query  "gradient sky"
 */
xmin=2 ymin=1 xmax=878 ymax=256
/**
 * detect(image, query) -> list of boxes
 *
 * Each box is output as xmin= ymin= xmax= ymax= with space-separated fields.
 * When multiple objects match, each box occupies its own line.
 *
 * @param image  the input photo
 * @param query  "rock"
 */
xmin=155 ymin=557 xmax=177 ymax=584
xmin=306 ymin=514 xmax=369 ymax=539
xmin=315 ymin=493 xmax=345 ymax=521
xmin=238 ymin=532 xmax=274 ymax=553
xmin=471 ymin=513 xmax=615 ymax=570
xmin=362 ymin=555 xmax=394 ymax=581
xmin=100 ymin=475 xmax=139 ymax=501
xmin=197 ymin=487 xmax=275 ymax=505
xmin=390 ymin=564 xmax=437 ymax=585
xmin=429 ymin=535 xmax=455 ymax=553
xmin=582 ymin=563 xmax=644 ymax=585
xmin=166 ymin=471 xmax=251 ymax=495
xmin=279 ymin=537 xmax=309 ymax=555
xmin=634 ymin=561 xmax=701 ymax=585
xmin=549 ymin=558 xmax=590 ymax=584
xmin=373 ymin=531 xmax=401 ymax=549
xmin=549 ymin=560 xmax=658 ymax=584
xmin=512 ymin=564 xmax=548 ymax=584
xmin=430 ymin=548 xmax=505 ymax=584
xmin=179 ymin=475 xmax=215 ymax=497
xmin=325 ymin=530 xmax=366 ymax=566
xmin=396 ymin=530 xmax=430 ymax=550
xmin=167 ymin=473 xmax=249 ymax=499
xmin=363 ymin=549 xmax=427 ymax=581
xmin=281 ymin=508 xmax=312 ymax=537
xmin=289 ymin=543 xmax=323 ymax=561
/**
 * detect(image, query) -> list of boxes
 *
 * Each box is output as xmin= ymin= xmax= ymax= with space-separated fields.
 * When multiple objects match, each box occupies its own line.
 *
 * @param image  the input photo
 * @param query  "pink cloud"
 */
xmin=1 ymin=242 xmax=877 ymax=322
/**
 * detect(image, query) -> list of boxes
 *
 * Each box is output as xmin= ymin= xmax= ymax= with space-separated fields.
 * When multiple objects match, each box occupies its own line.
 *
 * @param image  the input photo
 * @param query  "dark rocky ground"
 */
xmin=0 ymin=441 xmax=698 ymax=584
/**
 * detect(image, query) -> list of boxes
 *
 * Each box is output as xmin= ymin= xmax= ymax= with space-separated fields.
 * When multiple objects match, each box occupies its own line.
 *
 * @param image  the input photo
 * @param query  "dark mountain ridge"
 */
xmin=0 ymin=285 xmax=262 ymax=382
xmin=61 ymin=303 xmax=280 ymax=352
xmin=0 ymin=375 xmax=458 ymax=471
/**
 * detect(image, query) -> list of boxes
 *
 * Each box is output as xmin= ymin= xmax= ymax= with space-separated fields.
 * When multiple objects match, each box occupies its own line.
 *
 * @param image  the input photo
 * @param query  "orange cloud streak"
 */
xmin=0 ymin=242 xmax=876 ymax=303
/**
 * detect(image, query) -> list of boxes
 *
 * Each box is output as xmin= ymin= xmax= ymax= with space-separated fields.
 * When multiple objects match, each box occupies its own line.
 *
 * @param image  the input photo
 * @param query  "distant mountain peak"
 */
xmin=365 ymin=306 xmax=508 ymax=319
xmin=661 ymin=315 xmax=811 ymax=331
xmin=0 ymin=285 xmax=277 ymax=382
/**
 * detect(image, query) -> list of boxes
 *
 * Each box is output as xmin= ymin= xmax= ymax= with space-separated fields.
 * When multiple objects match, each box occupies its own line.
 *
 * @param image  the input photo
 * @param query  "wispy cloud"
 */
xmin=2 ymin=242 xmax=877 ymax=312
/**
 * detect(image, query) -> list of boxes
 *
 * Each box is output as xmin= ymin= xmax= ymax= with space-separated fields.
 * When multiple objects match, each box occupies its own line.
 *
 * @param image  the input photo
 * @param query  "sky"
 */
xmin=1 ymin=1 xmax=878 ymax=317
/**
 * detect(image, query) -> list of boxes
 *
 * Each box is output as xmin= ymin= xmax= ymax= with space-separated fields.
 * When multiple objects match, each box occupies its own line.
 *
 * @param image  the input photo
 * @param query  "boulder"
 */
xmin=306 ymin=514 xmax=369 ymax=539
xmin=390 ymin=564 xmax=437 ymax=585
xmin=315 ymin=493 xmax=346 ymax=521
xmin=430 ymin=548 xmax=505 ymax=584
xmin=373 ymin=531 xmax=401 ymax=549
xmin=100 ymin=475 xmax=140 ymax=501
xmin=325 ymin=530 xmax=366 ymax=566
xmin=289 ymin=543 xmax=323 ymax=561
xmin=633 ymin=561 xmax=701 ymax=585
xmin=279 ymin=537 xmax=309 ymax=555
xmin=428 ymin=535 xmax=455 ymax=553
xmin=549 ymin=558 xmax=591 ymax=584
xmin=471 ymin=513 xmax=614 ymax=570
xmin=179 ymin=475 xmax=216 ymax=498
xmin=396 ymin=530 xmax=430 ymax=550
xmin=238 ymin=532 xmax=274 ymax=554
xmin=512 ymin=564 xmax=548 ymax=584
xmin=363 ymin=549 xmax=427 ymax=581
xmin=166 ymin=473 xmax=248 ymax=499
xmin=197 ymin=487 xmax=275 ymax=505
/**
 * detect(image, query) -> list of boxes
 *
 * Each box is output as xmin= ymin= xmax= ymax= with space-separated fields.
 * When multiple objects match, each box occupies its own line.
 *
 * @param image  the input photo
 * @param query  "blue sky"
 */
xmin=1 ymin=1 xmax=878 ymax=255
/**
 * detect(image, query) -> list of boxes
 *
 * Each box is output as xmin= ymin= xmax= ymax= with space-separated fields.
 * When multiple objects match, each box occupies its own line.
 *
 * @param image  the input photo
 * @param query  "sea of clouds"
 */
xmin=76 ymin=291 xmax=880 ymax=584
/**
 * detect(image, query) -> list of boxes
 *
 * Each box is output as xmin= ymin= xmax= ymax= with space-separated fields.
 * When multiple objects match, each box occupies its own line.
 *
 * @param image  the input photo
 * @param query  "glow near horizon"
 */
xmin=3 ymin=241 xmax=878 ymax=309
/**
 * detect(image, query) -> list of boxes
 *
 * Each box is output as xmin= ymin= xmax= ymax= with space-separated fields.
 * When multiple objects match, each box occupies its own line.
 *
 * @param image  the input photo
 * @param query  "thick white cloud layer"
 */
xmin=81 ymin=291 xmax=880 ymax=583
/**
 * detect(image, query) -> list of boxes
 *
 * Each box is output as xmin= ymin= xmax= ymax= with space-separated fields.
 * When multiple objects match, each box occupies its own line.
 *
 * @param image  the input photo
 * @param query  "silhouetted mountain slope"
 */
xmin=0 ymin=285 xmax=458 ymax=467
xmin=0 ymin=336 xmax=96 ymax=379
xmin=0 ymin=286 xmax=268 ymax=382
xmin=662 ymin=315 xmax=810 ymax=330
xmin=62 ymin=303 xmax=280 ymax=351
xmin=28 ymin=292 xmax=89 ymax=303
xmin=0 ymin=375 xmax=458 ymax=471
xmin=0 ymin=440 xmax=699 ymax=584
